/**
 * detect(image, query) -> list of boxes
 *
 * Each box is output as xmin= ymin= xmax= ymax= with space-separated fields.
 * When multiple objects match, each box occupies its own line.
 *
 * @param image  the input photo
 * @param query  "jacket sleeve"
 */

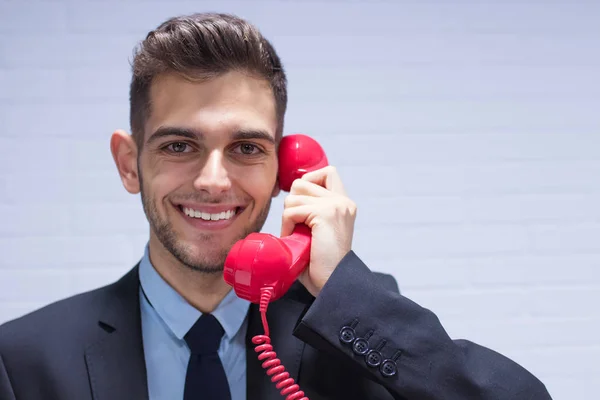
xmin=292 ymin=251 xmax=553 ymax=400
xmin=0 ymin=354 xmax=17 ymax=400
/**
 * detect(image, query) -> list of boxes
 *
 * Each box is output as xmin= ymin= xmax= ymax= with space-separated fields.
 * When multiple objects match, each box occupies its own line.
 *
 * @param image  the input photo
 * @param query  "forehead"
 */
xmin=144 ymin=71 xmax=278 ymax=142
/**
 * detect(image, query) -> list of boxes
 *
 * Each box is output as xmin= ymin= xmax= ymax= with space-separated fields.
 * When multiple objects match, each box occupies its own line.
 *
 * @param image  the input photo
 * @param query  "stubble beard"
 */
xmin=140 ymin=178 xmax=273 ymax=275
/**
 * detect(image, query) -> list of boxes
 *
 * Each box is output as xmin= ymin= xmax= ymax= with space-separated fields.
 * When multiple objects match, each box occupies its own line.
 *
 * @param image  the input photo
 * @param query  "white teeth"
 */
xmin=183 ymin=207 xmax=236 ymax=221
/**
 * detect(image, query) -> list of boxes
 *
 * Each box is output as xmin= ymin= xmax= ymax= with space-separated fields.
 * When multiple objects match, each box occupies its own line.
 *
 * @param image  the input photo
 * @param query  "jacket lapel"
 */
xmin=81 ymin=264 xmax=311 ymax=400
xmin=246 ymin=285 xmax=309 ymax=400
xmin=84 ymin=266 xmax=149 ymax=400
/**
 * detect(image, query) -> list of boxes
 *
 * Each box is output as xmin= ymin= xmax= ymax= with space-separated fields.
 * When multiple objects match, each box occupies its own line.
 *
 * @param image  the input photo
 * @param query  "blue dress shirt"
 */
xmin=138 ymin=245 xmax=250 ymax=400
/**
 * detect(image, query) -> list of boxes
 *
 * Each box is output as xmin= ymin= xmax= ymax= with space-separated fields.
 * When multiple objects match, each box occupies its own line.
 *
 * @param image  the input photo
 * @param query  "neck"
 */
xmin=147 ymin=238 xmax=232 ymax=314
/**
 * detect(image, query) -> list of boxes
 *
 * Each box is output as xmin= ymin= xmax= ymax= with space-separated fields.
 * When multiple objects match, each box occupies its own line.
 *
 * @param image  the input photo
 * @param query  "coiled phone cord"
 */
xmin=252 ymin=288 xmax=309 ymax=400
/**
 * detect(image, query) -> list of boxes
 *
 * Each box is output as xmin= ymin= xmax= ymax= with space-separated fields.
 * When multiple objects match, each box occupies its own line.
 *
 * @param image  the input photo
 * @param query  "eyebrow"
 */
xmin=146 ymin=126 xmax=276 ymax=146
xmin=146 ymin=126 xmax=198 ymax=145
xmin=232 ymin=129 xmax=276 ymax=144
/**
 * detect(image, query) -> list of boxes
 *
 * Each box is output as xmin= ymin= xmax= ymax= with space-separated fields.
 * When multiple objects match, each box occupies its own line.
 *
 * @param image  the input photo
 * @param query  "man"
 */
xmin=0 ymin=12 xmax=551 ymax=400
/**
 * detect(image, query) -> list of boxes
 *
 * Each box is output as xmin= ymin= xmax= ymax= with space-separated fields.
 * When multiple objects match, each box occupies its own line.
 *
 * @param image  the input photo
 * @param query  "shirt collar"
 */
xmin=138 ymin=244 xmax=250 ymax=342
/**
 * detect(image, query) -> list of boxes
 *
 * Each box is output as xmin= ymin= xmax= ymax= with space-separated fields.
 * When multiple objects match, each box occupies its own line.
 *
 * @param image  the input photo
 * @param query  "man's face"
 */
xmin=138 ymin=71 xmax=280 ymax=273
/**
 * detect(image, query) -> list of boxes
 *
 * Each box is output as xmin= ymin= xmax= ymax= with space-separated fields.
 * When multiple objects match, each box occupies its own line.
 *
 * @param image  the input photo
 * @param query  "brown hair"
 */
xmin=128 ymin=12 xmax=288 ymax=150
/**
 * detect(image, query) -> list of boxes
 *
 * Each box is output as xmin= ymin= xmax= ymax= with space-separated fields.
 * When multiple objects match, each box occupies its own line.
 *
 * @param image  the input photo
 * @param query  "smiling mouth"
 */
xmin=177 ymin=205 xmax=243 ymax=221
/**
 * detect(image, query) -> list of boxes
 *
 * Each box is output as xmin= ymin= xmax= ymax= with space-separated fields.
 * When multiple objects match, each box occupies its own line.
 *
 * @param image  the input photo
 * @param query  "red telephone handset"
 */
xmin=223 ymin=134 xmax=328 ymax=303
xmin=223 ymin=134 xmax=328 ymax=400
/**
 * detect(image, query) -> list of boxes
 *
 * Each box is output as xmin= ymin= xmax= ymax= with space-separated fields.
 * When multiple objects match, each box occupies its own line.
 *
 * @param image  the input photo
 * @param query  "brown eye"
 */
xmin=168 ymin=142 xmax=189 ymax=153
xmin=239 ymin=143 xmax=259 ymax=155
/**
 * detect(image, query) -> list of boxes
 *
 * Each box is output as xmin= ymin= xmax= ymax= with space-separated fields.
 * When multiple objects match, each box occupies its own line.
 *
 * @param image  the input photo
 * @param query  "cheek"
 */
xmin=142 ymin=161 xmax=190 ymax=200
xmin=234 ymin=166 xmax=277 ymax=202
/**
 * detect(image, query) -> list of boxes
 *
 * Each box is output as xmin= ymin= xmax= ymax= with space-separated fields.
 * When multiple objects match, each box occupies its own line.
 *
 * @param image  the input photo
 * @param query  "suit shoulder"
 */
xmin=373 ymin=271 xmax=400 ymax=294
xmin=0 ymin=279 xmax=118 ymax=347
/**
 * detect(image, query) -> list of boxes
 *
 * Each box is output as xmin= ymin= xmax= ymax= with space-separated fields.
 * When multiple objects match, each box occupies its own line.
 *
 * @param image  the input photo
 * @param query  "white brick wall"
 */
xmin=1 ymin=1 xmax=599 ymax=398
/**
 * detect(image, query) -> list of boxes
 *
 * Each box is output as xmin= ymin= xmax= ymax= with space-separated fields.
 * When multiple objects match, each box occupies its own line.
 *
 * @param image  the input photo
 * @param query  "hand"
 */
xmin=281 ymin=166 xmax=357 ymax=297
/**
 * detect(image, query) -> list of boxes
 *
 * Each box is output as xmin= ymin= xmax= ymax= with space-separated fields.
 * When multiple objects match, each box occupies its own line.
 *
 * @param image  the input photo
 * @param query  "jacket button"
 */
xmin=352 ymin=330 xmax=373 ymax=356
xmin=353 ymin=338 xmax=369 ymax=355
xmin=339 ymin=319 xmax=359 ymax=344
xmin=365 ymin=350 xmax=383 ymax=367
xmin=365 ymin=339 xmax=387 ymax=368
xmin=339 ymin=326 xmax=356 ymax=344
xmin=380 ymin=350 xmax=402 ymax=378
xmin=380 ymin=360 xmax=397 ymax=377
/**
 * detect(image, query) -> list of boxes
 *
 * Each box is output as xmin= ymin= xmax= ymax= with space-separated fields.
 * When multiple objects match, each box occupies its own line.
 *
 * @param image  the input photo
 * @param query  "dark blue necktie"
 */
xmin=184 ymin=313 xmax=232 ymax=400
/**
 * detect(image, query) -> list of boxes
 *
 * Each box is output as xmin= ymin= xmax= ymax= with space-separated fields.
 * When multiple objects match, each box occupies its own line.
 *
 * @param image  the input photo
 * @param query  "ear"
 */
xmin=110 ymin=129 xmax=140 ymax=194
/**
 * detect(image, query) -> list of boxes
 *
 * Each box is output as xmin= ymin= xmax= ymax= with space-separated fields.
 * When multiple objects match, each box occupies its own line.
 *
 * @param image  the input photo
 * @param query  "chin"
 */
xmin=174 ymin=245 xmax=229 ymax=273
xmin=173 ymin=235 xmax=239 ymax=271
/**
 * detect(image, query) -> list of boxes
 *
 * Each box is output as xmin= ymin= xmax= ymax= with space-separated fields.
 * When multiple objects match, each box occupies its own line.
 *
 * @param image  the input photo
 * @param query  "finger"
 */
xmin=280 ymin=205 xmax=313 ymax=237
xmin=301 ymin=166 xmax=346 ymax=195
xmin=283 ymin=194 xmax=322 ymax=208
xmin=289 ymin=178 xmax=333 ymax=197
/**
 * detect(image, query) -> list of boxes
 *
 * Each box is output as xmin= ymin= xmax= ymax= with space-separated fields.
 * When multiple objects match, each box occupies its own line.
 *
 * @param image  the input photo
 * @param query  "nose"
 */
xmin=193 ymin=150 xmax=232 ymax=195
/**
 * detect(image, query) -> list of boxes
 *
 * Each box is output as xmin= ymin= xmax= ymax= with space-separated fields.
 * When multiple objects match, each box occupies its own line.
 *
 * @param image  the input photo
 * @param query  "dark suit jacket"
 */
xmin=0 ymin=251 xmax=552 ymax=400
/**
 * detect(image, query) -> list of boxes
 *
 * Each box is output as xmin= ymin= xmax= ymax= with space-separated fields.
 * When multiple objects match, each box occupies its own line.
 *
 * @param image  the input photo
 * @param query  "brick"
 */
xmin=405 ymin=285 xmax=600 ymax=320
xmin=0 ymin=33 xmax=140 ymax=69
xmin=0 ymin=102 xmax=128 ymax=138
xmin=0 ymin=137 xmax=72 ymax=173
xmin=461 ymin=193 xmax=600 ymax=222
xmin=367 ymin=253 xmax=600 ymax=288
xmin=315 ymin=133 xmax=600 ymax=167
xmin=0 ymin=269 xmax=71 ymax=302
xmin=276 ymin=33 xmax=600 ymax=69
xmin=286 ymin=99 xmax=600 ymax=136
xmin=0 ymin=204 xmax=70 ymax=236
xmin=441 ymin=317 xmax=599 ymax=351
xmin=0 ymin=235 xmax=136 ymax=267
xmin=286 ymin=65 xmax=600 ymax=109
xmin=66 ymin=1 xmax=192 ymax=34
xmin=3 ymin=172 xmax=133 ymax=205
xmin=3 ymin=173 xmax=73 ymax=204
xmin=65 ymin=68 xmax=132 ymax=100
xmin=0 ymin=137 xmax=118 ymax=173
xmin=340 ymin=162 xmax=600 ymax=197
xmin=352 ymin=193 xmax=600 ymax=226
xmin=0 ymin=2 xmax=67 ymax=33
xmin=528 ymin=222 xmax=600 ymax=252
xmin=250 ymin=1 xmax=600 ymax=37
xmin=0 ymin=69 xmax=66 ymax=101
xmin=351 ymin=222 xmax=600 ymax=261
xmin=68 ymin=202 xmax=148 ymax=235
xmin=352 ymin=224 xmax=530 ymax=258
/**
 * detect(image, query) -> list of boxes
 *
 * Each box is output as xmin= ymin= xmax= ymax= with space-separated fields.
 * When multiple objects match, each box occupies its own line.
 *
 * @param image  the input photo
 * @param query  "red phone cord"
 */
xmin=252 ymin=288 xmax=309 ymax=400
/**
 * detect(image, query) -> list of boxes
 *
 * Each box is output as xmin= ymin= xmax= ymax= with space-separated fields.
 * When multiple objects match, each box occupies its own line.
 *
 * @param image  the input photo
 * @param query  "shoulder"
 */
xmin=0 ymin=268 xmax=135 ymax=351
xmin=0 ymin=287 xmax=103 ymax=348
xmin=373 ymin=271 xmax=400 ymax=294
xmin=1 ymin=286 xmax=101 ymax=330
